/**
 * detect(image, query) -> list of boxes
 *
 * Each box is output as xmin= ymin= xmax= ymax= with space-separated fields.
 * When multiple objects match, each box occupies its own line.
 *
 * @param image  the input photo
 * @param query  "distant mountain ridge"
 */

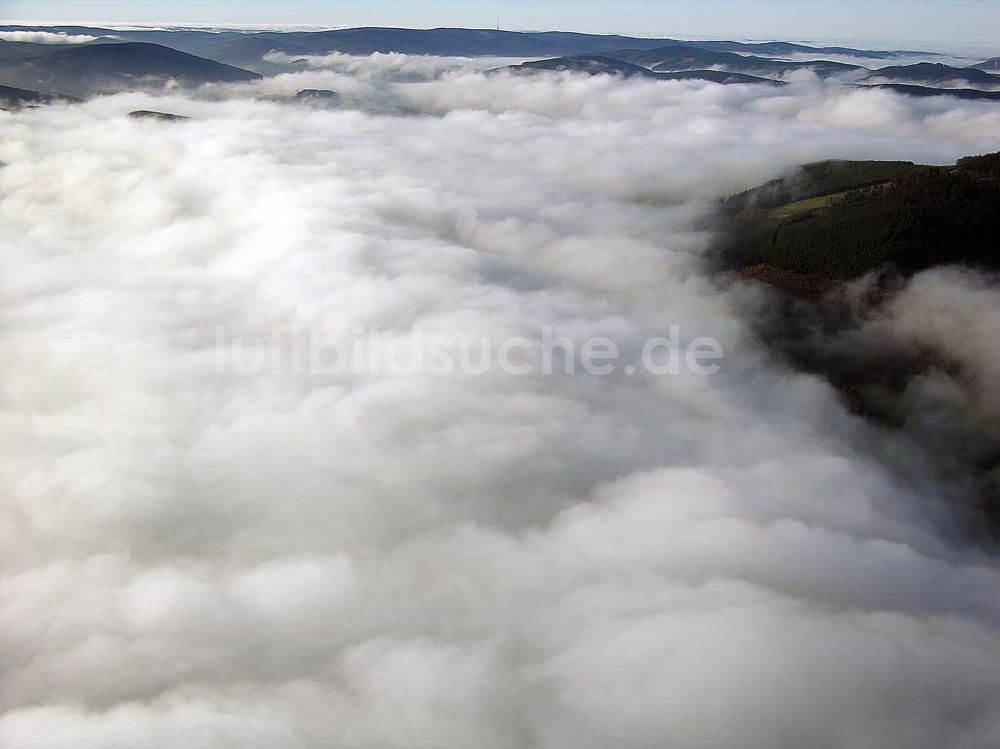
xmin=612 ymin=45 xmax=864 ymax=78
xmin=510 ymin=55 xmax=656 ymax=78
xmin=970 ymin=58 xmax=1000 ymax=72
xmin=0 ymin=27 xmax=992 ymax=103
xmin=859 ymin=84 xmax=1000 ymax=101
xmin=506 ymin=54 xmax=785 ymax=86
xmin=864 ymin=62 xmax=1000 ymax=87
xmin=505 ymin=50 xmax=1000 ymax=100
xmin=0 ymin=24 xmax=931 ymax=69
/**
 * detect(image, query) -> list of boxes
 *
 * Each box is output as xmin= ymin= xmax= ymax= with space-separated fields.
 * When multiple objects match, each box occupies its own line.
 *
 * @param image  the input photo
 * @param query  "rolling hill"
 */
xmin=718 ymin=153 xmax=1000 ymax=525
xmin=654 ymin=70 xmax=786 ymax=86
xmin=859 ymin=83 xmax=1000 ymax=101
xmin=0 ymin=40 xmax=260 ymax=97
xmin=506 ymin=55 xmax=783 ymax=85
xmin=716 ymin=154 xmax=1000 ymax=284
xmin=505 ymin=49 xmax=1000 ymax=96
xmin=0 ymin=82 xmax=79 ymax=108
xmin=970 ymin=57 xmax=1000 ymax=72
xmin=864 ymin=62 xmax=1000 ymax=87
xmin=509 ymin=55 xmax=656 ymax=78
xmin=615 ymin=45 xmax=863 ymax=78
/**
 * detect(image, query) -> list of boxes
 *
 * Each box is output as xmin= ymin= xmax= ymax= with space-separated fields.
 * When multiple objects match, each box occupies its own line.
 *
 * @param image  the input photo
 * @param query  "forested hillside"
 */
xmin=716 ymin=153 xmax=1000 ymax=284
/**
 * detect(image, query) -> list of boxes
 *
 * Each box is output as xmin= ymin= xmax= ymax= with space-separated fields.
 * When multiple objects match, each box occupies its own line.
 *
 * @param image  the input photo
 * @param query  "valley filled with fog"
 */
xmin=4 ymin=49 xmax=1000 ymax=748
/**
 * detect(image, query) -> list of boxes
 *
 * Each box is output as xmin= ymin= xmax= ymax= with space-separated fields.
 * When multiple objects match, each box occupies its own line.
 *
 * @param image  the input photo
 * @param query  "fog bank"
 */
xmin=3 ymin=59 xmax=1000 ymax=748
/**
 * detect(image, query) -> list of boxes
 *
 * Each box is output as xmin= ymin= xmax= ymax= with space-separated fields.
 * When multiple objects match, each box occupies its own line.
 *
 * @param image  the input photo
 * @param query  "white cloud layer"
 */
xmin=3 ymin=60 xmax=1000 ymax=748
xmin=0 ymin=30 xmax=104 ymax=43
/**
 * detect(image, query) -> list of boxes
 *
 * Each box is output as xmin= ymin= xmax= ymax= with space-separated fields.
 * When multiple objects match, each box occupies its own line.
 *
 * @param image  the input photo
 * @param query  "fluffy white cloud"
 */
xmin=0 ymin=31 xmax=105 ymax=43
xmin=2 ymin=60 xmax=1000 ymax=748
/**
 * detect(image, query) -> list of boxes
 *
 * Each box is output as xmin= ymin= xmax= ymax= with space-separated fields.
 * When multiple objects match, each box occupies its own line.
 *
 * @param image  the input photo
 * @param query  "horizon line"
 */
xmin=0 ymin=21 xmax=988 ymax=53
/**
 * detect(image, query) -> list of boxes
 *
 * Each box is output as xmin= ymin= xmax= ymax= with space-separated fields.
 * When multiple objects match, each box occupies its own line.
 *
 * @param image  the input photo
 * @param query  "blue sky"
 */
xmin=3 ymin=0 xmax=998 ymax=46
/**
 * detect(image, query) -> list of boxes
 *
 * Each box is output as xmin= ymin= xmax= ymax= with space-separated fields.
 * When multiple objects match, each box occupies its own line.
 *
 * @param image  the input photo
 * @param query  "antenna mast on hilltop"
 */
xmin=497 ymin=19 xmax=500 ymax=31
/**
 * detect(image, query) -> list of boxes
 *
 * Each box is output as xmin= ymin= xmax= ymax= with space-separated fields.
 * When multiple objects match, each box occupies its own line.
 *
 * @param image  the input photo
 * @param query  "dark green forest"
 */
xmin=716 ymin=153 xmax=1000 ymax=287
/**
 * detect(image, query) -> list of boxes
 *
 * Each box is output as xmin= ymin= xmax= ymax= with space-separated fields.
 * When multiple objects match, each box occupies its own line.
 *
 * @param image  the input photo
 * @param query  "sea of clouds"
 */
xmin=3 ymin=59 xmax=1000 ymax=748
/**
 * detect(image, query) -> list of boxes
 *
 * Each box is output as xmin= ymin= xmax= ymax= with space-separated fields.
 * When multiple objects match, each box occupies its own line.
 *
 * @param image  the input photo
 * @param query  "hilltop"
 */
xmin=864 ymin=62 xmax=1000 ymax=87
xmin=0 ymin=39 xmax=259 ymax=97
xmin=716 ymin=153 xmax=1000 ymax=289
